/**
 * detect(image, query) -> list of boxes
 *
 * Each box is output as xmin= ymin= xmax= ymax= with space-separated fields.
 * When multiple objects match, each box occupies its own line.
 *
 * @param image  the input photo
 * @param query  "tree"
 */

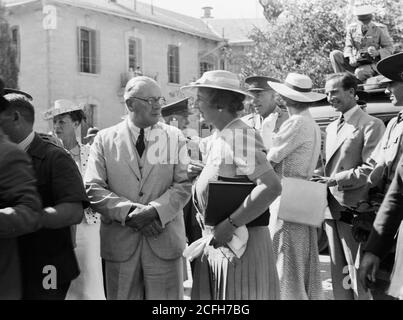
xmin=243 ymin=0 xmax=402 ymax=87
xmin=0 ymin=1 xmax=19 ymax=88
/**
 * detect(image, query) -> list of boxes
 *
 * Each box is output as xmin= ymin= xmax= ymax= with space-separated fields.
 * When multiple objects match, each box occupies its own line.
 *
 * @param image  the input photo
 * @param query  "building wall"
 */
xmin=7 ymin=2 xmax=220 ymax=133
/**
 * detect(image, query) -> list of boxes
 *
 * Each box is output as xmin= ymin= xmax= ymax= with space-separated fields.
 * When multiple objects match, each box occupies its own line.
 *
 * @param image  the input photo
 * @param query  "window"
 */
xmin=199 ymin=62 xmax=214 ymax=76
xmin=11 ymin=26 xmax=20 ymax=66
xmin=78 ymin=27 xmax=98 ymax=74
xmin=168 ymin=45 xmax=180 ymax=84
xmin=128 ymin=37 xmax=142 ymax=71
xmin=80 ymin=104 xmax=96 ymax=143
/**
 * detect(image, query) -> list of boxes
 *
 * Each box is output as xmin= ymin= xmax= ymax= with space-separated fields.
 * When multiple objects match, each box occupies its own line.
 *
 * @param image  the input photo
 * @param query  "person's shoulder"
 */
xmin=373 ymin=22 xmax=388 ymax=29
xmin=156 ymin=121 xmax=183 ymax=136
xmin=0 ymin=139 xmax=28 ymax=162
xmin=347 ymin=22 xmax=359 ymax=30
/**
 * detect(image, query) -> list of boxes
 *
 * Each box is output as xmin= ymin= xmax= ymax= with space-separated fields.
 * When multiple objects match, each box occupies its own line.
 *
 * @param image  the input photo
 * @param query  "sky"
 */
xmin=151 ymin=0 xmax=266 ymax=19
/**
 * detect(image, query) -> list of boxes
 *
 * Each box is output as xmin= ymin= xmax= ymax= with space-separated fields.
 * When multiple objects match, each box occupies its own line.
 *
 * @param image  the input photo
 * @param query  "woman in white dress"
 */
xmin=46 ymin=99 xmax=105 ymax=300
xmin=266 ymin=73 xmax=326 ymax=300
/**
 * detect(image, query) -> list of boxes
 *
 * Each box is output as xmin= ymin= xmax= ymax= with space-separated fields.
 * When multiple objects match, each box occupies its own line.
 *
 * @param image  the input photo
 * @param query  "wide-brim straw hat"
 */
xmin=267 ymin=73 xmax=326 ymax=103
xmin=376 ymin=52 xmax=403 ymax=82
xmin=353 ymin=5 xmax=375 ymax=16
xmin=181 ymin=70 xmax=253 ymax=98
xmin=44 ymin=99 xmax=84 ymax=120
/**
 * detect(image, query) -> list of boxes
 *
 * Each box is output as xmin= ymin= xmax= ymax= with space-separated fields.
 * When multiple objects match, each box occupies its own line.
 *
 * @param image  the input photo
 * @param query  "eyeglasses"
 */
xmin=132 ymin=96 xmax=166 ymax=106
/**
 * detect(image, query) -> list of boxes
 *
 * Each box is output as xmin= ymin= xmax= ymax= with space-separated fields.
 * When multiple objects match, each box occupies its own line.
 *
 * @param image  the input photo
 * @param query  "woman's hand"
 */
xmin=211 ymin=219 xmax=235 ymax=248
xmin=187 ymin=160 xmax=204 ymax=180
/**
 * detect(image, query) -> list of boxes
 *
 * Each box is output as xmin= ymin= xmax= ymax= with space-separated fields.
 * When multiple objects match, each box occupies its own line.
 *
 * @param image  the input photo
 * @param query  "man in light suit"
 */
xmin=314 ymin=72 xmax=385 ymax=299
xmin=85 ymin=76 xmax=191 ymax=300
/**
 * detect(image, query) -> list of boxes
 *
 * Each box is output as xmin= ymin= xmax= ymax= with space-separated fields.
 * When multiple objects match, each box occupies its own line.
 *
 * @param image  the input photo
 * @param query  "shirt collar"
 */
xmin=126 ymin=118 xmax=153 ymax=140
xmin=342 ymin=105 xmax=359 ymax=122
xmin=18 ymin=131 xmax=35 ymax=152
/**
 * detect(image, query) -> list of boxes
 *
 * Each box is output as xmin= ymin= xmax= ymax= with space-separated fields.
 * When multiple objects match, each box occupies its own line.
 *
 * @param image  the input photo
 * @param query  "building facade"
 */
xmin=5 ymin=0 xmax=223 ymax=137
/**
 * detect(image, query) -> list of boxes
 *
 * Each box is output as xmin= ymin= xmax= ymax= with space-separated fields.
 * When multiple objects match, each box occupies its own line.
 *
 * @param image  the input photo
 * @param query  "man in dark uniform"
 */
xmin=241 ymin=75 xmax=289 ymax=150
xmin=359 ymin=52 xmax=403 ymax=299
xmin=162 ymin=98 xmax=203 ymax=275
xmin=330 ymin=4 xmax=394 ymax=82
xmin=1 ymin=93 xmax=89 ymax=300
xmin=0 ymin=89 xmax=43 ymax=300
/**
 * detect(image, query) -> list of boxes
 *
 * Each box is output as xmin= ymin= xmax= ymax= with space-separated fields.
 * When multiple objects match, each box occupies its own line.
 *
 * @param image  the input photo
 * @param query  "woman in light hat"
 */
xmin=182 ymin=70 xmax=282 ymax=300
xmin=44 ymin=99 xmax=105 ymax=300
xmin=267 ymin=73 xmax=325 ymax=300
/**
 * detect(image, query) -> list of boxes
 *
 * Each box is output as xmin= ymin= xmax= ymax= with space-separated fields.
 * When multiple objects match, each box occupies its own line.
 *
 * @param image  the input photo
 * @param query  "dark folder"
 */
xmin=205 ymin=179 xmax=270 ymax=227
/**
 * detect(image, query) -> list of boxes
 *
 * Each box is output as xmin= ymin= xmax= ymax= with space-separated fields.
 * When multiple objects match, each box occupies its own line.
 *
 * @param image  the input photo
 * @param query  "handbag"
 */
xmin=277 ymin=127 xmax=327 ymax=227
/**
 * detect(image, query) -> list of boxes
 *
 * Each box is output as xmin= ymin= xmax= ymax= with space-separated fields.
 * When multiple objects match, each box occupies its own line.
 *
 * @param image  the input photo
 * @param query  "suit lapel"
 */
xmin=140 ymin=123 xmax=167 ymax=183
xmin=327 ymin=108 xmax=362 ymax=164
xmin=115 ymin=121 xmax=141 ymax=181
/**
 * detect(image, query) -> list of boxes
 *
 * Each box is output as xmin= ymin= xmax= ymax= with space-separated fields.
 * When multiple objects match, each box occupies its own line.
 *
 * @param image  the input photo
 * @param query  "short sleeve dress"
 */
xmin=191 ymin=118 xmax=280 ymax=300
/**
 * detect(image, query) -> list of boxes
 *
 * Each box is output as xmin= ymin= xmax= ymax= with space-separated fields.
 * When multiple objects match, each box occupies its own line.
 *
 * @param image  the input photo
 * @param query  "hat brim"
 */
xmin=376 ymin=53 xmax=403 ymax=82
xmin=43 ymin=105 xmax=84 ymax=120
xmin=181 ymin=84 xmax=254 ymax=98
xmin=247 ymin=88 xmax=266 ymax=92
xmin=84 ymin=134 xmax=97 ymax=139
xmin=267 ymin=81 xmax=326 ymax=103
xmin=4 ymin=88 xmax=33 ymax=100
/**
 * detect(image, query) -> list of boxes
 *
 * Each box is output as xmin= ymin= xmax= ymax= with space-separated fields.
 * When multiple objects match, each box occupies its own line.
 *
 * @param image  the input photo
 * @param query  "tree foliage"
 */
xmin=0 ymin=1 xmax=19 ymax=88
xmin=241 ymin=0 xmax=402 ymax=88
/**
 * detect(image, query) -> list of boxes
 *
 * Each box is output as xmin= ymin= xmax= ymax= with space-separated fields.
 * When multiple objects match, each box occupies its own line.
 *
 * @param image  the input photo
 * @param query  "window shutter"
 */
xmin=135 ymin=37 xmax=142 ymax=70
xmin=95 ymin=30 xmax=100 ymax=74
xmin=77 ymin=27 xmax=81 ymax=73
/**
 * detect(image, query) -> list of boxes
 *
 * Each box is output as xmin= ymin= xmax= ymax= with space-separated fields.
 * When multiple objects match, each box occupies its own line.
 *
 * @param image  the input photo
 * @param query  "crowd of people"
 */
xmin=1 ymin=3 xmax=403 ymax=301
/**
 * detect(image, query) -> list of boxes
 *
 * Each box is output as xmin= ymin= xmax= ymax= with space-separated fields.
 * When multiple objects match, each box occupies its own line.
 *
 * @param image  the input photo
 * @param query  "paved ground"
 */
xmin=183 ymin=254 xmax=334 ymax=300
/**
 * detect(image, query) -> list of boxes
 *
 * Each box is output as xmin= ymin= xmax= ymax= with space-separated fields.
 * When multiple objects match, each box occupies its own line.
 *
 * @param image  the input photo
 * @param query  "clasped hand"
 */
xmin=126 ymin=203 xmax=163 ymax=237
xmin=210 ymin=218 xmax=235 ymax=248
xmin=187 ymin=160 xmax=204 ymax=180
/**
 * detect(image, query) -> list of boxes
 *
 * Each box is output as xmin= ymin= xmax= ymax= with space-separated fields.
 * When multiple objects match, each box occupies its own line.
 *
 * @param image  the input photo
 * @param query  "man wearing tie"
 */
xmin=314 ymin=72 xmax=385 ymax=299
xmin=241 ymin=76 xmax=288 ymax=150
xmin=85 ymin=76 xmax=191 ymax=300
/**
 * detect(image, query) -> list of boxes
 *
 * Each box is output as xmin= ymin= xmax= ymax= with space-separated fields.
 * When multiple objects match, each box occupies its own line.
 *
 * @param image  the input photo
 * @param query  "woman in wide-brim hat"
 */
xmin=181 ymin=70 xmax=282 ymax=300
xmin=267 ymin=73 xmax=326 ymax=300
xmin=45 ymin=99 xmax=106 ymax=300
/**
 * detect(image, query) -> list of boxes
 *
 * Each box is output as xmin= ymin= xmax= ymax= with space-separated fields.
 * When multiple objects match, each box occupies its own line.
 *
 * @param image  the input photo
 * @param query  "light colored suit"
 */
xmin=85 ymin=120 xmax=191 ymax=299
xmin=324 ymin=106 xmax=385 ymax=300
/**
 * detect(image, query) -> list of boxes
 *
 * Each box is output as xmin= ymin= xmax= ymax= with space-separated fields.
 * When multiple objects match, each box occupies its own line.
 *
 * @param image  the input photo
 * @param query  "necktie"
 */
xmin=136 ymin=128 xmax=145 ymax=157
xmin=397 ymin=113 xmax=403 ymax=124
xmin=361 ymin=24 xmax=369 ymax=35
xmin=337 ymin=115 xmax=344 ymax=133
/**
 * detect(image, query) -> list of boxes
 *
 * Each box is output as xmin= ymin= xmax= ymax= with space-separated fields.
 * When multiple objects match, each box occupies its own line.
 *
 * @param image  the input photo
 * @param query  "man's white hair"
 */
xmin=124 ymin=76 xmax=160 ymax=101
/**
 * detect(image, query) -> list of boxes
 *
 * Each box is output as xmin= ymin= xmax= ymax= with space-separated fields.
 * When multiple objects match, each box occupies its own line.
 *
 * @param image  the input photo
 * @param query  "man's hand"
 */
xmin=139 ymin=219 xmax=164 ymax=238
xmin=187 ymin=160 xmax=204 ymax=180
xmin=359 ymin=252 xmax=380 ymax=291
xmin=367 ymin=46 xmax=380 ymax=58
xmin=349 ymin=56 xmax=358 ymax=67
xmin=311 ymin=176 xmax=337 ymax=187
xmin=126 ymin=204 xmax=159 ymax=231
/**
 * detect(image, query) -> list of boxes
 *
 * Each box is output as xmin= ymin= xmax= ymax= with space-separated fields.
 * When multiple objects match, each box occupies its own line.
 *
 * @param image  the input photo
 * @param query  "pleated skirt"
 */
xmin=191 ymin=226 xmax=280 ymax=300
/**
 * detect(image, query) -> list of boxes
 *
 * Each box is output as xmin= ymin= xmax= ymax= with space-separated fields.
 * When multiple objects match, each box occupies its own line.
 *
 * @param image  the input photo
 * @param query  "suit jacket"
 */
xmin=325 ymin=107 xmax=385 ymax=218
xmin=19 ymin=133 xmax=88 ymax=294
xmin=0 ymin=137 xmax=42 ymax=299
xmin=369 ymin=114 xmax=403 ymax=191
xmin=365 ymin=156 xmax=403 ymax=259
xmin=85 ymin=120 xmax=192 ymax=262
